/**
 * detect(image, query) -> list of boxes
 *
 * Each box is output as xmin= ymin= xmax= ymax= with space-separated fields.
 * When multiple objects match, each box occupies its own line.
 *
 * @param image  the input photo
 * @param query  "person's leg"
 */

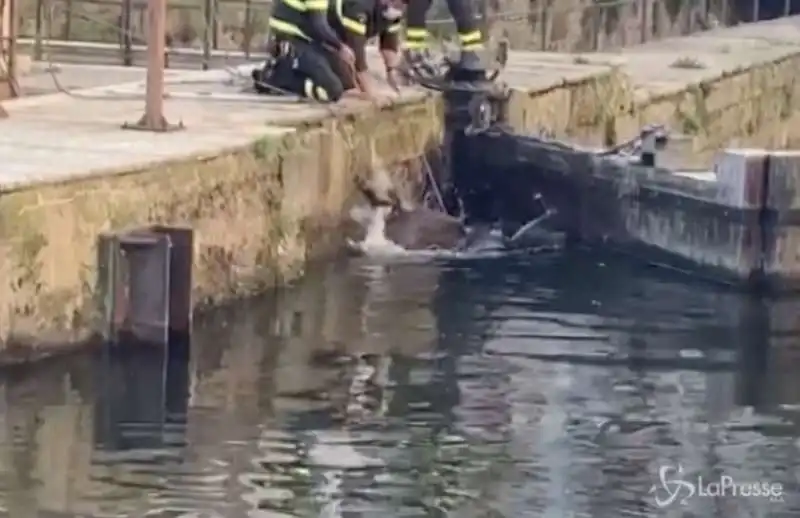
xmin=291 ymin=41 xmax=346 ymax=102
xmin=318 ymin=45 xmax=357 ymax=93
xmin=254 ymin=38 xmax=298 ymax=95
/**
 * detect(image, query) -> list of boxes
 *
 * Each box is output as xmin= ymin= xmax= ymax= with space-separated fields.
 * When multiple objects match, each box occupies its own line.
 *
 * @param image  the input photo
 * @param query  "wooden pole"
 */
xmin=123 ymin=0 xmax=183 ymax=131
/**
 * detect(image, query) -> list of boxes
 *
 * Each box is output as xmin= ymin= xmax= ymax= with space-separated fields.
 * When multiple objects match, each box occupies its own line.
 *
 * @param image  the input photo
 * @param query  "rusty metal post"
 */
xmin=33 ymin=0 xmax=43 ymax=60
xmin=123 ymin=0 xmax=184 ymax=131
xmin=0 ymin=0 xmax=18 ymax=101
xmin=538 ymin=1 xmax=548 ymax=51
xmin=0 ymin=0 xmax=8 ymax=115
xmin=244 ymin=0 xmax=253 ymax=59
xmin=63 ymin=0 xmax=73 ymax=39
xmin=201 ymin=0 xmax=212 ymax=70
xmin=640 ymin=0 xmax=648 ymax=44
xmin=121 ymin=0 xmax=134 ymax=66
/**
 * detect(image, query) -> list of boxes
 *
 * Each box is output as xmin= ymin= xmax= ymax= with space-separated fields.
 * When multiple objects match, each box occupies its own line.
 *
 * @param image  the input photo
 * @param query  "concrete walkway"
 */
xmin=0 ymin=48 xmax=601 ymax=191
xmin=1 ymin=52 xmax=418 ymax=189
xmin=3 ymin=16 xmax=800 ymax=192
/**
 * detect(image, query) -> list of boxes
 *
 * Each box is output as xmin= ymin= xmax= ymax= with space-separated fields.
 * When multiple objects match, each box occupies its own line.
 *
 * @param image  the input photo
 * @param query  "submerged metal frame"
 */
xmin=97 ymin=226 xmax=194 ymax=346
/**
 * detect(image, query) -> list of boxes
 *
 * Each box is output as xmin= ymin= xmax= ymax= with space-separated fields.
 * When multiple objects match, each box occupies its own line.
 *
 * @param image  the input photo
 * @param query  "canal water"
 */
xmin=0 ymin=248 xmax=799 ymax=517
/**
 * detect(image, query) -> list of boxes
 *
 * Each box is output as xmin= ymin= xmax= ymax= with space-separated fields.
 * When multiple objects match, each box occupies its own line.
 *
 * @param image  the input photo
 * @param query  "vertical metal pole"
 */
xmin=202 ymin=0 xmax=211 ymax=70
xmin=784 ymin=0 xmax=791 ymax=16
xmin=63 ymin=0 xmax=73 ymax=39
xmin=211 ymin=0 xmax=218 ymax=50
xmin=33 ymin=0 xmax=43 ymax=60
xmin=123 ymin=0 xmax=183 ymax=131
xmin=0 ymin=0 xmax=10 ymax=107
xmin=640 ymin=0 xmax=648 ymax=43
xmin=243 ymin=0 xmax=252 ymax=59
xmin=538 ymin=0 xmax=547 ymax=50
xmin=598 ymin=4 xmax=606 ymax=50
xmin=6 ymin=0 xmax=16 ymax=97
xmin=121 ymin=0 xmax=133 ymax=66
xmin=145 ymin=0 xmax=166 ymax=125
xmin=751 ymin=0 xmax=759 ymax=21
xmin=698 ymin=0 xmax=708 ymax=31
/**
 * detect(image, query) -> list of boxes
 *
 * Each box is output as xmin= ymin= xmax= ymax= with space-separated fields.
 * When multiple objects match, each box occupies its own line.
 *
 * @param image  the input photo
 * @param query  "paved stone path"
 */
xmin=3 ymin=16 xmax=800 ymax=190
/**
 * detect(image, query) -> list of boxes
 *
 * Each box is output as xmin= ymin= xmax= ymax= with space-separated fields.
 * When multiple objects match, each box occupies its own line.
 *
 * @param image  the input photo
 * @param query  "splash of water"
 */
xmin=347 ymin=204 xmax=563 ymax=260
xmin=347 ymin=205 xmax=406 ymax=257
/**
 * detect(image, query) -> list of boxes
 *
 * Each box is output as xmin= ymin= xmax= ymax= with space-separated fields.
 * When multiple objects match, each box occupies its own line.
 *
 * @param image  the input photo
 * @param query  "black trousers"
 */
xmin=254 ymin=38 xmax=355 ymax=102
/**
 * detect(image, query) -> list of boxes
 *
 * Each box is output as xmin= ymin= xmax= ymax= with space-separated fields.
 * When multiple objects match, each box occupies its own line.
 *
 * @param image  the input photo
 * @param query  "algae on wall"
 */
xmin=0 ymin=96 xmax=441 ymax=359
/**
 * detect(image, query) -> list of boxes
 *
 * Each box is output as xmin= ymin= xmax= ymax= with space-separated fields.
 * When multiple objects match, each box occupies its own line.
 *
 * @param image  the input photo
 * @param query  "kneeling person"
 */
xmin=329 ymin=0 xmax=405 ymax=102
xmin=253 ymin=0 xmax=356 ymax=102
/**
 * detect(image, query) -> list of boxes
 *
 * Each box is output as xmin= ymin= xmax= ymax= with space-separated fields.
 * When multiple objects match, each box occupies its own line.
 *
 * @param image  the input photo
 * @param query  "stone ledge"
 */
xmin=0 ymin=97 xmax=441 ymax=363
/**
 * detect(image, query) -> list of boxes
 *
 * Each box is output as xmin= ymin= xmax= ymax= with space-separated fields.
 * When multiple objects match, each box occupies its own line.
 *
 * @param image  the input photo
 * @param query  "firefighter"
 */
xmin=403 ymin=0 xmax=486 ymax=80
xmin=329 ymin=0 xmax=406 ymax=103
xmin=252 ymin=0 xmax=357 ymax=102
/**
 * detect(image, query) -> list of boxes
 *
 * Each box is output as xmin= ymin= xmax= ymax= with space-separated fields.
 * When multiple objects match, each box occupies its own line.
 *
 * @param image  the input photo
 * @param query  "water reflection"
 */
xmin=0 ymin=250 xmax=799 ymax=517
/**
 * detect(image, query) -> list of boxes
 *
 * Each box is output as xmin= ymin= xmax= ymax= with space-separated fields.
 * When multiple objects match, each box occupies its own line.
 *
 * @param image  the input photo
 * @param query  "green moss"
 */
xmin=675 ymin=86 xmax=710 ymax=135
xmin=670 ymin=57 xmax=705 ymax=70
xmin=253 ymin=135 xmax=281 ymax=160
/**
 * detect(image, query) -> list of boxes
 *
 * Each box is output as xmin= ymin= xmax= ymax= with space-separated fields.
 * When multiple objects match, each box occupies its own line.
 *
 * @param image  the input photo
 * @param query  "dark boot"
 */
xmin=446 ymin=50 xmax=487 ymax=83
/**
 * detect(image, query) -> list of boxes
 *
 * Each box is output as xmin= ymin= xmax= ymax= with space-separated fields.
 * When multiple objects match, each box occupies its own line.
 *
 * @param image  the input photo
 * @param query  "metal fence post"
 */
xmin=752 ymin=0 xmax=759 ymax=21
xmin=121 ymin=0 xmax=182 ymax=132
xmin=63 ymin=0 xmax=73 ymax=39
xmin=211 ymin=0 xmax=218 ymax=50
xmin=243 ymin=0 xmax=253 ymax=58
xmin=33 ymin=0 xmax=43 ymax=60
xmin=121 ymin=0 xmax=134 ymax=65
xmin=539 ymin=0 xmax=547 ymax=50
xmin=640 ymin=0 xmax=648 ymax=43
xmin=202 ymin=0 xmax=212 ymax=69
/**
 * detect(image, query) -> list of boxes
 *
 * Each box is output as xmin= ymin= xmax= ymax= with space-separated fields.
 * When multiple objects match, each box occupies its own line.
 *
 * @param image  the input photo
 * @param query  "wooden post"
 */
xmin=123 ymin=0 xmax=183 ymax=131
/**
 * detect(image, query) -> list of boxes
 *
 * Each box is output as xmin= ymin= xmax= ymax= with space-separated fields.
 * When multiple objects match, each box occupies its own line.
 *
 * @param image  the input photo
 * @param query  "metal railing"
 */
xmin=14 ymin=0 xmax=800 ymax=68
xmin=1 ymin=0 xmax=19 ymax=98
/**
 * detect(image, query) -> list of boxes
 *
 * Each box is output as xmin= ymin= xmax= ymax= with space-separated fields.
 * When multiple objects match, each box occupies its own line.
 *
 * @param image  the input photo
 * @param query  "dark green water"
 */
xmin=0 ymin=249 xmax=799 ymax=517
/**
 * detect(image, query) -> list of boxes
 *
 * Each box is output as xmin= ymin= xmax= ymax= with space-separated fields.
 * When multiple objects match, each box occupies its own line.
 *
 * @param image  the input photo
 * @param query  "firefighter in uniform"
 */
xmin=403 ymin=0 xmax=485 ymax=80
xmin=252 ymin=0 xmax=357 ymax=102
xmin=329 ymin=0 xmax=405 ymax=102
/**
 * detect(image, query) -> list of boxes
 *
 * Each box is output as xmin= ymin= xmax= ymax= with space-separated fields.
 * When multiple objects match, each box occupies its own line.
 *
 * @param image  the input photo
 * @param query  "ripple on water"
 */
xmin=1 ymin=251 xmax=800 ymax=517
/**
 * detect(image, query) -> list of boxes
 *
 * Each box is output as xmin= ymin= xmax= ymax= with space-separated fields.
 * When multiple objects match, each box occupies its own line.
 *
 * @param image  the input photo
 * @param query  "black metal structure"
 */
xmin=97 ymin=226 xmax=194 ymax=346
xmin=400 ymin=46 xmax=518 ymax=224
